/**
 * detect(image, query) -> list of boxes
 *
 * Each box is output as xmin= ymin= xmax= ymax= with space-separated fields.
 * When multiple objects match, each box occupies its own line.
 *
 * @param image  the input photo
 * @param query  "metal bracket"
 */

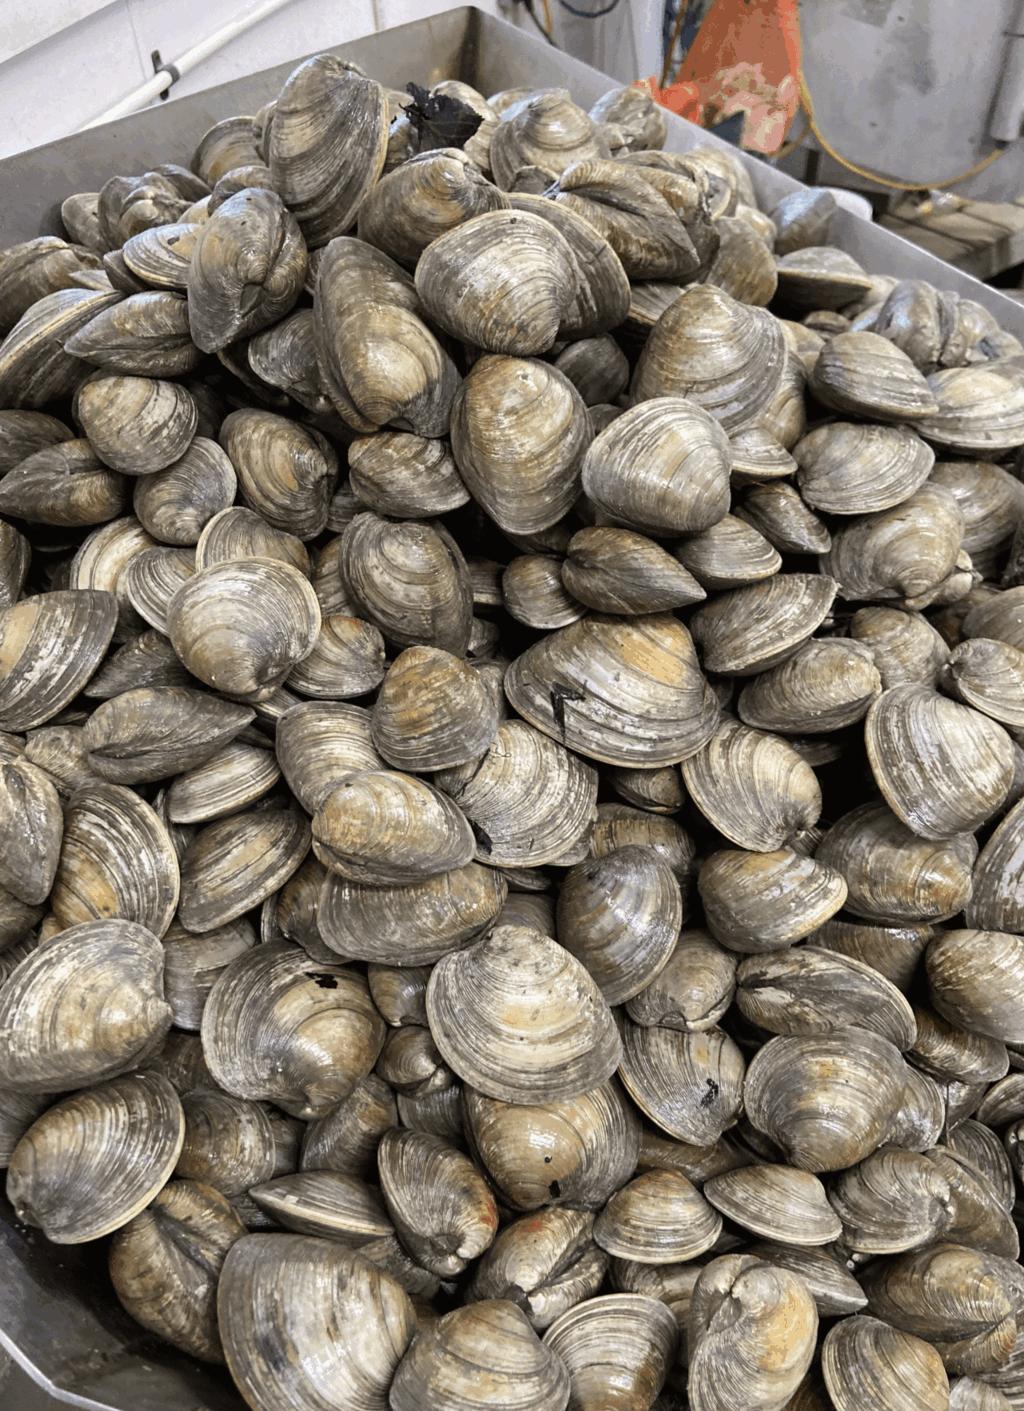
xmin=150 ymin=49 xmax=181 ymax=100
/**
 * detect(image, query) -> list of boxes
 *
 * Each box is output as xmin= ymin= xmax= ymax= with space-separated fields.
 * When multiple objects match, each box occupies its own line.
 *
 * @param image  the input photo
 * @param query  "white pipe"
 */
xmin=82 ymin=0 xmax=299 ymax=129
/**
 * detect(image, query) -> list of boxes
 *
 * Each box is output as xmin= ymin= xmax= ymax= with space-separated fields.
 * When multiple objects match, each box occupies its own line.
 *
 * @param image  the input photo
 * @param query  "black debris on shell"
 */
xmin=405 ymin=82 xmax=484 ymax=153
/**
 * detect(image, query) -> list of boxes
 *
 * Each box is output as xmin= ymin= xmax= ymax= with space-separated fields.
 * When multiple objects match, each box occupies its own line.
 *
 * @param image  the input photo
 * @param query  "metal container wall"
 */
xmin=2 ymin=8 xmax=1023 ymax=1409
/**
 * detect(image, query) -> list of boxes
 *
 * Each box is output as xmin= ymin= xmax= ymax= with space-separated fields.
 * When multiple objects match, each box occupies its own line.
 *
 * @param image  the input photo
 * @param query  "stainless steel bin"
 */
xmin=1 ymin=7 xmax=1023 ymax=1406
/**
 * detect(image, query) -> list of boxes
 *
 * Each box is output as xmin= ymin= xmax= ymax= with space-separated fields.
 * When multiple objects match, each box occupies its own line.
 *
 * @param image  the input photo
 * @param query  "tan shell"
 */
xmin=687 ymin=573 xmax=838 ymax=677
xmin=268 ymin=54 xmax=388 ymax=246
xmin=674 ymin=514 xmax=782 ymax=591
xmin=594 ymin=1169 xmax=722 ymax=1263
xmin=744 ymin=1027 xmax=908 ymax=1172
xmin=505 ymin=612 xmax=719 ymax=767
xmin=631 ymin=285 xmax=787 ymax=434
xmin=131 ymin=436 xmax=236 ymax=545
xmin=177 ymin=802 xmax=310 ymax=933
xmin=312 ymin=769 xmax=475 ymax=886
xmin=822 ymin=1315 xmax=950 ymax=1411
xmin=274 ymin=700 xmax=384 ymax=814
xmin=217 ymin=1233 xmax=415 ymax=1411
xmin=347 ymin=431 xmax=469 ymax=520
xmin=318 ymin=861 xmax=507 ymax=965
xmin=626 ymin=928 xmax=737 ymax=1032
xmin=6 ymin=1071 xmax=185 ymax=1242
xmin=426 ymin=924 xmax=622 ymax=1104
xmin=166 ymin=557 xmax=321 ymax=701
xmin=468 ymin=1208 xmax=607 ymax=1329
xmin=795 ymin=420 xmax=935 ymax=515
xmin=680 ymin=716 xmax=821 ymax=852
xmin=865 ymin=685 xmax=1015 ymax=839
xmin=829 ymin=1146 xmax=954 ymax=1254
xmin=698 ymin=847 xmax=847 ymax=952
xmin=219 ymin=408 xmax=337 ymax=540
xmin=433 ymin=719 xmax=598 ymax=868
xmin=50 ymin=779 xmax=179 ymax=937
xmin=703 ymin=1163 xmax=842 ymax=1245
xmin=580 ymin=395 xmax=731 ymax=537
xmin=371 ymin=645 xmax=500 ymax=771
xmin=0 ymin=917 xmax=171 ymax=1092
xmin=820 ymin=483 xmax=965 ymax=606
xmin=618 ymin=1019 xmax=745 ymax=1146
xmin=109 ymin=1178 xmax=246 ymax=1364
xmin=0 ymin=288 xmax=122 ymax=409
xmin=201 ymin=942 xmax=386 ymax=1120
xmin=450 ymin=354 xmax=591 ymax=536
xmin=814 ymin=800 xmax=977 ymax=924
xmin=810 ymin=329 xmax=940 ymax=421
xmin=0 ymin=754 xmax=63 ymax=904
xmin=562 ymin=526 xmax=705 ymax=614
xmin=917 ymin=364 xmax=1024 ymax=454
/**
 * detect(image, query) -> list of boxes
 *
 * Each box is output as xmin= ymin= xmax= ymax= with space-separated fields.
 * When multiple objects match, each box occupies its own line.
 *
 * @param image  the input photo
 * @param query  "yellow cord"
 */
xmin=540 ymin=0 xmax=553 ymax=37
xmin=797 ymin=68 xmax=1005 ymax=191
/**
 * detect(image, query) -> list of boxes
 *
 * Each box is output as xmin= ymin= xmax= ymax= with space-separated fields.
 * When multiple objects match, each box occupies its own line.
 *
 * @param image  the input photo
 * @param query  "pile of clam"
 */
xmin=6 ymin=49 xmax=1024 ymax=1411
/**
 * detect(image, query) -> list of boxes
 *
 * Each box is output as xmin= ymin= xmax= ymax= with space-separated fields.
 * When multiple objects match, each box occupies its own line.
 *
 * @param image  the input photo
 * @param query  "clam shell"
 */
xmin=194 ymin=505 xmax=310 ymax=577
xmin=300 ymin=1073 xmax=397 ymax=1180
xmin=371 ymin=645 xmax=500 ymax=771
xmin=0 ymin=437 xmax=128 ymax=526
xmin=269 ymin=54 xmax=388 ymax=246
xmin=165 ymin=741 xmax=281 ymax=824
xmin=201 ymin=941 xmax=386 ymax=1119
xmin=50 ymin=779 xmax=179 ymax=937
xmin=795 ymin=420 xmax=935 ymax=515
xmin=543 ymin=1292 xmax=678 ymax=1409
xmin=77 ymin=374 xmax=198 ymax=475
xmin=917 ymin=365 xmax=1024 ymax=454
xmin=737 ymin=638 xmax=881 ymax=735
xmin=218 ymin=1232 xmax=414 ymax=1411
xmin=318 ymin=862 xmax=507 ymax=965
xmin=175 ymin=1089 xmax=277 ymax=1196
xmin=631 ymin=284 xmax=786 ymax=434
xmin=618 ymin=1019 xmax=745 ymax=1146
xmin=850 ymin=605 xmax=949 ymax=690
xmin=822 ymin=1315 xmax=950 ymax=1411
xmin=926 ymin=929 xmax=1024 ymax=1045
xmin=0 ymin=754 xmax=63 ymax=904
xmin=467 ymin=1208 xmax=607 ymax=1329
xmin=275 ymin=700 xmax=384 ymax=814
xmin=313 ymin=769 xmax=475 ymax=886
xmin=744 ymin=1027 xmax=908 ymax=1172
xmin=810 ymin=329 xmax=940 ymax=420
xmin=178 ymin=803 xmax=311 ymax=933
xmin=426 ymin=923 xmax=622 ymax=1104
xmin=562 ymin=526 xmax=705 ymax=614
xmin=865 ymin=685 xmax=1014 ymax=839
xmin=829 ymin=1146 xmax=954 ymax=1254
xmin=219 ymin=408 xmax=337 ymax=541
xmin=131 ymin=437 xmax=236 ymax=545
xmin=0 ymin=288 xmax=121 ymax=409
xmin=63 ymin=289 xmax=201 ymax=378
xmin=594 ymin=1169 xmax=722 ymax=1263
xmin=433 ymin=719 xmax=598 ymax=869
xmin=390 ymin=1298 xmax=570 ymax=1411
xmin=698 ymin=847 xmax=847 ymax=952
xmin=6 ymin=1071 xmax=185 ymax=1242
xmin=687 ymin=573 xmax=838 ymax=677
xmin=580 ymin=395 xmax=731 ymax=538
xmin=0 ymin=589 xmax=117 ymax=732
xmin=680 ymin=716 xmax=821 ymax=852
xmin=0 ymin=917 xmax=172 ymax=1092
xmin=625 ymin=928 xmax=737 ymax=1032
xmin=166 ymin=557 xmax=321 ymax=701
xmin=450 ymin=354 xmax=591 ymax=536
xmin=120 ymin=221 xmax=199 ymax=288
xmin=775 ymin=246 xmax=875 ymax=308
xmin=505 ymin=612 xmax=719 ymax=767
xmin=378 ymin=1127 xmax=497 ymax=1276
xmin=108 ymin=1179 xmax=245 ymax=1364
xmin=703 ymin=1163 xmax=842 ymax=1245
xmin=248 ymin=1170 xmax=393 ymax=1244
xmin=81 ymin=685 xmax=253 ymax=785
xmin=674 ymin=514 xmax=782 ymax=591
xmin=492 ymin=89 xmax=611 ymax=186
xmin=820 ymin=482 xmax=965 ymax=606
xmin=161 ymin=915 xmax=256 ymax=1028
xmin=347 ymin=431 xmax=469 ymax=519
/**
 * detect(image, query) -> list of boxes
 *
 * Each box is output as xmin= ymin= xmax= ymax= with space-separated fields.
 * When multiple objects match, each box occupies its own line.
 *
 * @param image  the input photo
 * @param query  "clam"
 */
xmin=312 ymin=769 xmax=475 ymax=887
xmin=926 ymin=929 xmax=1024 ymax=1045
xmin=377 ymin=1127 xmax=497 ymax=1276
xmin=314 ymin=237 xmax=459 ymax=438
xmin=0 ymin=917 xmax=172 ymax=1092
xmin=916 ymin=364 xmax=1024 ymax=454
xmin=219 ymin=408 xmax=337 ymax=540
xmin=247 ymin=1169 xmax=393 ymax=1244
xmin=389 ymin=1298 xmax=570 ymax=1411
xmin=687 ymin=1255 xmax=818 ymax=1411
xmin=774 ymin=246 xmax=876 ymax=309
xmin=6 ymin=1071 xmax=185 ymax=1243
xmin=580 ymin=395 xmax=730 ymax=538
xmin=450 ymin=354 xmax=591 ymax=535
xmin=687 ymin=573 xmax=838 ymax=677
xmin=131 ymin=437 xmax=236 ymax=545
xmin=618 ymin=1019 xmax=745 ymax=1147
xmin=594 ymin=1169 xmax=722 ymax=1264
xmin=0 ymin=437 xmax=127 ymax=526
xmin=680 ymin=716 xmax=821 ymax=852
xmin=505 ymin=612 xmax=719 ymax=767
xmin=50 ymin=779 xmax=180 ymax=937
xmin=631 ymin=284 xmax=787 ymax=433
xmin=268 ymin=54 xmax=388 ymax=245
xmin=217 ymin=1233 xmax=415 ymax=1411
xmin=300 ymin=1073 xmax=397 ymax=1180
xmin=626 ymin=929 xmax=737 ymax=1033
xmin=0 ymin=236 xmax=105 ymax=336
xmin=468 ymin=1208 xmax=607 ymax=1329
xmin=562 ymin=526 xmax=705 ymax=614
xmin=820 ymin=483 xmax=966 ymax=607
xmin=177 ymin=802 xmax=311 ymax=932
xmin=744 ymin=1027 xmax=908 ymax=1172
xmin=829 ymin=1146 xmax=955 ymax=1254
xmin=201 ymin=943 xmax=386 ymax=1120
xmin=698 ymin=847 xmax=847 ymax=952
xmin=166 ymin=557 xmax=321 ymax=701
xmin=109 ymin=1179 xmax=246 ymax=1363
xmin=77 ymin=374 xmax=198 ymax=475
xmin=161 ymin=916 xmax=257 ymax=1027
xmin=275 ymin=701 xmax=384 ymax=814
xmin=81 ymin=686 xmax=253 ymax=785
xmin=357 ymin=147 xmax=510 ymax=267
xmin=464 ymin=1075 xmax=640 ymax=1213
xmin=0 ymin=288 xmax=122 ymax=410
xmin=340 ymin=512 xmax=473 ymax=656
xmin=433 ymin=719 xmax=598 ymax=869
xmin=703 ymin=1164 xmax=842 ymax=1246
xmin=175 ymin=1089 xmax=277 ymax=1196
xmin=347 ymin=431 xmax=469 ymax=519
xmin=542 ymin=1293 xmax=679 ymax=1410
xmin=771 ymin=187 xmax=836 ymax=255
xmin=426 ymin=924 xmax=622 ymax=1104
xmin=864 ymin=685 xmax=1015 ymax=839
xmin=822 ymin=1315 xmax=950 ymax=1411
xmin=674 ymin=514 xmax=782 ymax=591
xmin=0 ymin=754 xmax=63 ymax=904
xmin=737 ymin=638 xmax=882 ymax=734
